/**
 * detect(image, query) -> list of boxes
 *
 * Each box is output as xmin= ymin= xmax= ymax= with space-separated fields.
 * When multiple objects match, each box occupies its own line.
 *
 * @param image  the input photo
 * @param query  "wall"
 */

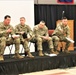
xmin=34 ymin=0 xmax=76 ymax=4
xmin=34 ymin=0 xmax=58 ymax=4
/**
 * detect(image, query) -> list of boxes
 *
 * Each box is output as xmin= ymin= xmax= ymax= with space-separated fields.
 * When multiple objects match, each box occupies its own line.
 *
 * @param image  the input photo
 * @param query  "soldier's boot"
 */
xmin=0 ymin=55 xmax=4 ymax=61
xmin=54 ymin=50 xmax=59 ymax=54
xmin=64 ymin=42 xmax=70 ymax=53
xmin=14 ymin=53 xmax=24 ymax=59
xmin=54 ymin=47 xmax=59 ymax=54
xmin=39 ymin=50 xmax=44 ymax=56
xmin=50 ymin=48 xmax=56 ymax=54
xmin=26 ymin=51 xmax=34 ymax=58
xmin=64 ymin=49 xmax=70 ymax=53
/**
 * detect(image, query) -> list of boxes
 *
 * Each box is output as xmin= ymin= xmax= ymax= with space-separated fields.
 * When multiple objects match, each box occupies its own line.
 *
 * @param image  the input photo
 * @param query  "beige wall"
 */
xmin=34 ymin=0 xmax=58 ymax=4
xmin=74 ymin=0 xmax=76 ymax=4
xmin=34 ymin=0 xmax=76 ymax=4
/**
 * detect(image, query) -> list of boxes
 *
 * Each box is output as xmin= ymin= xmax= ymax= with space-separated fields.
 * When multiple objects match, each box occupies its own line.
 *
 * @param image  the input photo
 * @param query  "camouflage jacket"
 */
xmin=0 ymin=22 xmax=14 ymax=38
xmin=33 ymin=24 xmax=49 ymax=38
xmin=52 ymin=22 xmax=70 ymax=38
xmin=15 ymin=24 xmax=33 ymax=38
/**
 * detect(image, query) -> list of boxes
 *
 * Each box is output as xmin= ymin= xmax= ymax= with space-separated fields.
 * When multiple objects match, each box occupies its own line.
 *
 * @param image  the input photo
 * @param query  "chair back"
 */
xmin=48 ymin=30 xmax=54 ymax=36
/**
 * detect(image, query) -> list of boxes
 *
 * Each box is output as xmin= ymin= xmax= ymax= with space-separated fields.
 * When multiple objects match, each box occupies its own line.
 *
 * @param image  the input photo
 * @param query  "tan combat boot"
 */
xmin=54 ymin=50 xmax=59 ymax=54
xmin=64 ymin=50 xmax=70 ymax=53
xmin=13 ymin=53 xmax=24 ymax=59
xmin=0 ymin=55 xmax=4 ymax=61
xmin=50 ymin=48 xmax=56 ymax=54
xmin=54 ymin=47 xmax=59 ymax=54
xmin=39 ymin=50 xmax=44 ymax=56
xmin=27 ymin=51 xmax=34 ymax=58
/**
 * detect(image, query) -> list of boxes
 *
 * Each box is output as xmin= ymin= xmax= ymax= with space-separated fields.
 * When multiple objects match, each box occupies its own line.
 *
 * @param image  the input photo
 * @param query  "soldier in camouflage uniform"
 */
xmin=0 ymin=15 xmax=23 ymax=61
xmin=33 ymin=21 xmax=54 ymax=56
xmin=15 ymin=17 xmax=34 ymax=58
xmin=52 ymin=17 xmax=71 ymax=53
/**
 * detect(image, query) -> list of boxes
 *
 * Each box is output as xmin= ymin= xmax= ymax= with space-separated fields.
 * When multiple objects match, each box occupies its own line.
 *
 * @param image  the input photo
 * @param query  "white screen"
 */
xmin=0 ymin=0 xmax=35 ymax=54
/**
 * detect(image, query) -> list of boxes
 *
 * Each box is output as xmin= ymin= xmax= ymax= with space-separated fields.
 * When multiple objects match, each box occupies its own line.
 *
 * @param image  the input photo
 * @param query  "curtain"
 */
xmin=34 ymin=4 xmax=76 ymax=47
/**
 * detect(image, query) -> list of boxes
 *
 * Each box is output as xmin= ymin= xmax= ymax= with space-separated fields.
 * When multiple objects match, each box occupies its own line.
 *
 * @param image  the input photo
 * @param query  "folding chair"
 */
xmin=21 ymin=42 xmax=32 ymax=55
xmin=5 ymin=44 xmax=13 ymax=58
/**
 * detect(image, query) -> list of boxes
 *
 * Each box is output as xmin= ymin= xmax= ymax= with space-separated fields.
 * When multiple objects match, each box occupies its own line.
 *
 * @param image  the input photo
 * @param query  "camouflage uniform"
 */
xmin=15 ymin=24 xmax=34 ymax=57
xmin=0 ymin=22 xmax=21 ymax=60
xmin=52 ymin=22 xmax=71 ymax=52
xmin=33 ymin=24 xmax=54 ymax=55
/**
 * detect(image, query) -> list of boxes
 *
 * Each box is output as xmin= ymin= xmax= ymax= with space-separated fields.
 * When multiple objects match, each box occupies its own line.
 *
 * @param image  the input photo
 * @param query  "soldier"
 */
xmin=0 ymin=15 xmax=23 ymax=61
xmin=33 ymin=21 xmax=54 ymax=56
xmin=52 ymin=17 xmax=71 ymax=53
xmin=15 ymin=17 xmax=34 ymax=58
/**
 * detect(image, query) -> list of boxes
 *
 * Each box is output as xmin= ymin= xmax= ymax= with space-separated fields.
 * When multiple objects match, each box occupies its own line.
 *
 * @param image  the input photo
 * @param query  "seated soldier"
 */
xmin=52 ymin=17 xmax=71 ymax=53
xmin=15 ymin=17 xmax=34 ymax=58
xmin=33 ymin=21 xmax=55 ymax=56
xmin=0 ymin=15 xmax=23 ymax=61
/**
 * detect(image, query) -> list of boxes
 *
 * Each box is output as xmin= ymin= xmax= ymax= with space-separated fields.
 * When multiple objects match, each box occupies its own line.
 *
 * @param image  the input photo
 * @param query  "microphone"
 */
xmin=62 ymin=11 xmax=65 ymax=19
xmin=62 ymin=11 xmax=65 ymax=14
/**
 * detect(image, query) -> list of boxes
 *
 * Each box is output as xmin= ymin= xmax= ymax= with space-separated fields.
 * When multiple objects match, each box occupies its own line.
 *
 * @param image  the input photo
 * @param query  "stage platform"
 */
xmin=0 ymin=51 xmax=76 ymax=75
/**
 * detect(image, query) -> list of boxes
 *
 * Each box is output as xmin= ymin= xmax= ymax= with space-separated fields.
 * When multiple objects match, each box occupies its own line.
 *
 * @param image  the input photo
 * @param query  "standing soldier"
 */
xmin=52 ymin=17 xmax=71 ymax=53
xmin=15 ymin=17 xmax=34 ymax=58
xmin=0 ymin=15 xmax=23 ymax=61
xmin=33 ymin=21 xmax=54 ymax=56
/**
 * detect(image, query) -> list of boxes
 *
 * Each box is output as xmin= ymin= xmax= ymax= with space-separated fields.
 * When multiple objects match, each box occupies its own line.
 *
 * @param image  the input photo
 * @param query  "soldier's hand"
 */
xmin=20 ymin=31 xmax=24 ymax=34
xmin=41 ymin=36 xmax=49 ymax=40
xmin=61 ymin=30 xmax=64 ymax=34
xmin=25 ymin=38 xmax=31 ymax=41
xmin=12 ymin=34 xmax=20 ymax=38
xmin=58 ymin=26 xmax=64 ymax=33
xmin=44 ymin=36 xmax=49 ymax=40
xmin=6 ymin=28 xmax=12 ymax=33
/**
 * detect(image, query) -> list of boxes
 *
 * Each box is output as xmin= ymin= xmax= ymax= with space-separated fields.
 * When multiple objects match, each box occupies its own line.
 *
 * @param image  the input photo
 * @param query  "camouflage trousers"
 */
xmin=52 ymin=35 xmax=71 ymax=50
xmin=35 ymin=37 xmax=54 ymax=51
xmin=0 ymin=37 xmax=20 ymax=55
xmin=18 ymin=38 xmax=30 ymax=52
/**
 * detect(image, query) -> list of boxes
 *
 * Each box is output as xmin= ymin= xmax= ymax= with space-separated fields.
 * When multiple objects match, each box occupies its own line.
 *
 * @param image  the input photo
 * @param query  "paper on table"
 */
xmin=44 ymin=53 xmax=57 ymax=57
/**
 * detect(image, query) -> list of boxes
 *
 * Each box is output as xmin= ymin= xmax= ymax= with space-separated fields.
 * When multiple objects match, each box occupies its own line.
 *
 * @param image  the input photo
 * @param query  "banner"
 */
xmin=57 ymin=0 xmax=74 ymax=3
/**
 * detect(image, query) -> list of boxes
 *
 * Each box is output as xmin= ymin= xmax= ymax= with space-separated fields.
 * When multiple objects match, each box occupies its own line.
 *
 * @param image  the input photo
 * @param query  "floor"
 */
xmin=19 ymin=67 xmax=76 ymax=75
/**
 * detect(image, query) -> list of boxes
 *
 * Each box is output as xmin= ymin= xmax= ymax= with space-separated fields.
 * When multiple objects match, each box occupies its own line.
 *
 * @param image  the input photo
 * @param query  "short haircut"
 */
xmin=40 ymin=20 xmax=45 ymax=23
xmin=4 ymin=15 xmax=11 ymax=19
xmin=62 ymin=17 xmax=67 ymax=20
xmin=20 ymin=17 xmax=25 ymax=20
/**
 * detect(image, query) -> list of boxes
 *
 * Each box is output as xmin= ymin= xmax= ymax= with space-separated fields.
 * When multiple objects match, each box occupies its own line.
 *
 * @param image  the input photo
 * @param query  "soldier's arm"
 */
xmin=10 ymin=26 xmax=15 ymax=35
xmin=0 ymin=25 xmax=7 ymax=37
xmin=52 ymin=23 xmax=63 ymax=36
xmin=56 ymin=24 xmax=62 ymax=31
xmin=56 ymin=24 xmax=64 ymax=34
xmin=27 ymin=25 xmax=33 ymax=37
xmin=45 ymin=27 xmax=49 ymax=37
xmin=66 ymin=26 xmax=70 ymax=38
xmin=33 ymin=27 xmax=41 ymax=38
xmin=15 ymin=25 xmax=21 ymax=34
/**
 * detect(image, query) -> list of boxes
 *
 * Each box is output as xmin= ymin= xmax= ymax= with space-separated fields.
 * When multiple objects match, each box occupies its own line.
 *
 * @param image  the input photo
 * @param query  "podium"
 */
xmin=56 ymin=20 xmax=74 ymax=51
